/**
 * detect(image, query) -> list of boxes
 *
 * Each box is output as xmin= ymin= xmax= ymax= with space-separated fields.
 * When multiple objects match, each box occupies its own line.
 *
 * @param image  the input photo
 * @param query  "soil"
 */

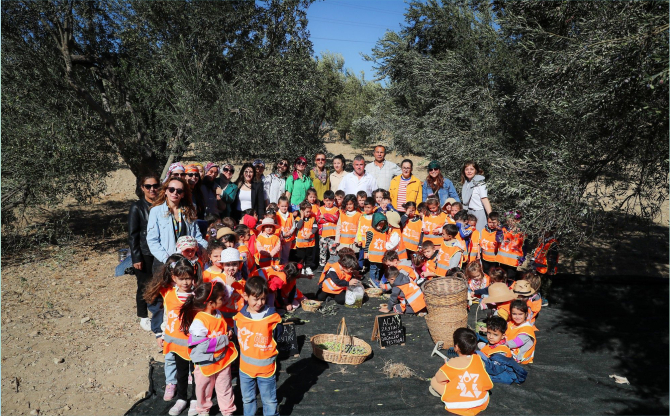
xmin=1 ymin=140 xmax=668 ymax=416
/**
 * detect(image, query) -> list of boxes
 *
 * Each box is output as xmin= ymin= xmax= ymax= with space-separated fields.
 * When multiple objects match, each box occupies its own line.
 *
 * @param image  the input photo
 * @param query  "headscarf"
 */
xmin=176 ymin=235 xmax=197 ymax=252
xmin=204 ymin=162 xmax=218 ymax=173
xmin=192 ymin=162 xmax=204 ymax=172
xmin=163 ymin=162 xmax=185 ymax=183
xmin=292 ymin=156 xmax=307 ymax=181
xmin=184 ymin=164 xmax=199 ymax=174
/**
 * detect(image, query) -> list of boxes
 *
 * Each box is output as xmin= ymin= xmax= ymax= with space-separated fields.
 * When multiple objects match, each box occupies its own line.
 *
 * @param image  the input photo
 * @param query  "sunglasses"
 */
xmin=166 ymin=187 xmax=184 ymax=195
xmin=186 ymin=173 xmax=198 ymax=177
xmin=315 ymin=158 xmax=325 ymax=162
xmin=296 ymin=161 xmax=307 ymax=166
xmin=429 ymin=168 xmax=440 ymax=172
xmin=143 ymin=184 xmax=160 ymax=190
xmin=223 ymin=168 xmax=235 ymax=174
xmin=277 ymin=162 xmax=287 ymax=167
xmin=171 ymin=173 xmax=186 ymax=178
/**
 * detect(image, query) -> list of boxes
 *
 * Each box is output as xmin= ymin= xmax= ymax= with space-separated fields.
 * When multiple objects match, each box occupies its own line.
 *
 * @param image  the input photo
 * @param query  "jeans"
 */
xmin=239 ymin=372 xmax=279 ymax=416
xmin=148 ymin=299 xmax=164 ymax=336
xmin=369 ymin=262 xmax=381 ymax=286
xmin=164 ymin=352 xmax=177 ymax=385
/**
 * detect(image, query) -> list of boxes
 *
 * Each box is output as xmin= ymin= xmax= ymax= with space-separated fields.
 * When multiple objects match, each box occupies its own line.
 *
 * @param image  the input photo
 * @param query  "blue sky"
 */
xmin=305 ymin=0 xmax=410 ymax=83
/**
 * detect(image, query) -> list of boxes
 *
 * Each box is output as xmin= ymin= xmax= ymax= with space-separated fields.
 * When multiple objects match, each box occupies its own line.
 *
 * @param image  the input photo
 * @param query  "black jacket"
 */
xmin=233 ymin=181 xmax=266 ymax=220
xmin=128 ymin=197 xmax=153 ymax=263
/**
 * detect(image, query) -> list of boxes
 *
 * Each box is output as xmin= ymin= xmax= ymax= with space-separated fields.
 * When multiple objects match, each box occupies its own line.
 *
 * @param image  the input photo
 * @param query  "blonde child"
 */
xmin=255 ymin=218 xmax=281 ymax=268
xmin=464 ymin=262 xmax=490 ymax=304
xmin=181 ymin=282 xmax=238 ymax=416
xmin=505 ymin=300 xmax=537 ymax=364
xmin=422 ymin=197 xmax=447 ymax=246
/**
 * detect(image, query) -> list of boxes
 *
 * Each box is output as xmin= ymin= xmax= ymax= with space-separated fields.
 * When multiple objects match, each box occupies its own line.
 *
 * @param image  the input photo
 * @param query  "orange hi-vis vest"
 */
xmin=161 ymin=287 xmax=191 ymax=360
xmin=310 ymin=203 xmax=319 ymax=218
xmin=295 ymin=217 xmax=316 ymax=248
xmin=435 ymin=240 xmax=465 ymax=277
xmin=534 ymin=238 xmax=558 ymax=274
xmin=318 ymin=262 xmax=353 ymax=295
xmin=505 ymin=321 xmax=536 ymax=364
xmin=388 ymin=228 xmax=407 ymax=260
xmin=468 ymin=229 xmax=481 ymax=263
xmin=191 ymin=311 xmax=239 ymax=376
xmin=479 ymin=227 xmax=499 ymax=262
xmin=234 ymin=311 xmax=282 ymax=378
xmin=425 ymin=253 xmax=439 ymax=276
xmin=468 ymin=273 xmax=490 ymax=293
xmin=396 ymin=280 xmax=426 ymax=312
xmin=423 ymin=212 xmax=447 ymax=246
xmin=368 ymin=228 xmax=387 ymax=263
xmin=238 ymin=244 xmax=255 ymax=275
xmin=401 ymin=217 xmax=422 ymax=251
xmin=356 ymin=214 xmax=373 ymax=244
xmin=339 ymin=211 xmax=361 ymax=245
xmin=480 ymin=343 xmax=512 ymax=358
xmin=255 ymin=234 xmax=280 ymax=267
xmin=496 ymin=228 xmax=524 ymax=267
xmin=397 ymin=263 xmax=419 ymax=281
xmin=203 ymin=269 xmax=246 ymax=325
xmin=439 ymin=355 xmax=493 ymax=416
xmin=275 ymin=212 xmax=295 ymax=243
xmin=319 ymin=206 xmax=339 ymax=238
xmin=445 ymin=215 xmax=456 ymax=225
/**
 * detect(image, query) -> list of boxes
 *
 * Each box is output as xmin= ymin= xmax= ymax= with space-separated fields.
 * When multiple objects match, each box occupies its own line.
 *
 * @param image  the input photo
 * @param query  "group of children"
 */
xmin=141 ymin=183 xmax=558 ymax=415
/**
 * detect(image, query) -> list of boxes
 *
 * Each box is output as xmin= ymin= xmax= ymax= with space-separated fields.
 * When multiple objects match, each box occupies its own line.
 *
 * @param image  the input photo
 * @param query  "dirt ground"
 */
xmin=1 ymin=141 xmax=667 ymax=416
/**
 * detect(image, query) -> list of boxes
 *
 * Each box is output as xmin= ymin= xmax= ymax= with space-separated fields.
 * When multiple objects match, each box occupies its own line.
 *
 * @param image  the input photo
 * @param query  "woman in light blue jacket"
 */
xmin=422 ymin=160 xmax=460 ymax=204
xmin=146 ymin=177 xmax=207 ymax=272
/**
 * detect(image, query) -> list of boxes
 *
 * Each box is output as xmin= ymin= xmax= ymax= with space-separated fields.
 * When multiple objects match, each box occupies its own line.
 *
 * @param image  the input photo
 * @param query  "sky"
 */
xmin=305 ymin=0 xmax=410 ymax=83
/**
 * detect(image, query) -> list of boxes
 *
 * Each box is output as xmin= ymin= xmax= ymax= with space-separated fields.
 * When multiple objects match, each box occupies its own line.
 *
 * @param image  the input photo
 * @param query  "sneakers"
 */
xmin=139 ymin=317 xmax=152 ymax=331
xmin=168 ymin=399 xmax=188 ymax=415
xmin=187 ymin=400 xmax=198 ymax=416
xmin=188 ymin=373 xmax=192 ymax=384
xmin=368 ymin=278 xmax=380 ymax=289
xmin=304 ymin=267 xmax=314 ymax=276
xmin=163 ymin=384 xmax=176 ymax=401
xmin=541 ymin=298 xmax=549 ymax=307
xmin=429 ymin=385 xmax=441 ymax=397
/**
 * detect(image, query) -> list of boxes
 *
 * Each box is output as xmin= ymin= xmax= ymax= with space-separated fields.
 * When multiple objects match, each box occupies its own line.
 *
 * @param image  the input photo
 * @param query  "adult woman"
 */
xmin=461 ymin=161 xmax=491 ymax=231
xmin=217 ymin=163 xmax=238 ymax=218
xmin=193 ymin=162 xmax=205 ymax=180
xmin=185 ymin=164 xmax=205 ymax=219
xmin=162 ymin=162 xmax=186 ymax=183
xmin=200 ymin=163 xmax=225 ymax=219
xmin=285 ymin=156 xmax=313 ymax=209
xmin=329 ymin=154 xmax=347 ymax=192
xmin=128 ymin=173 xmax=160 ymax=331
xmin=265 ymin=158 xmax=289 ymax=204
xmin=146 ymin=177 xmax=207 ymax=271
xmin=309 ymin=152 xmax=330 ymax=200
xmin=422 ymin=160 xmax=460 ymax=204
xmin=233 ymin=163 xmax=266 ymax=219
xmin=389 ymin=159 xmax=423 ymax=213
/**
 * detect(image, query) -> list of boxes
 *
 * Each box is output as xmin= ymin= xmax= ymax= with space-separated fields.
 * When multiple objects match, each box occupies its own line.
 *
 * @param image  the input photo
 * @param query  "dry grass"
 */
xmin=382 ymin=360 xmax=419 ymax=379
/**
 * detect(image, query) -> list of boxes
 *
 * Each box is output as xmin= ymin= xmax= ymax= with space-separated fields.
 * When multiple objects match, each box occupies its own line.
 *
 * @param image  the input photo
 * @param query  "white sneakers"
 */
xmin=304 ymin=267 xmax=314 ymax=276
xmin=139 ymin=317 xmax=152 ymax=331
xmin=168 ymin=399 xmax=188 ymax=416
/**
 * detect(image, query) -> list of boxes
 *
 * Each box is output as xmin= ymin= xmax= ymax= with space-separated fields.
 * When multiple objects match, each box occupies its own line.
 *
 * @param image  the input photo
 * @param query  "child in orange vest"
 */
xmin=205 ymin=247 xmax=247 ymax=327
xmin=176 ymin=236 xmax=203 ymax=284
xmin=400 ymin=201 xmax=423 ymax=259
xmin=478 ymin=316 xmax=512 ymax=358
xmin=385 ymin=211 xmax=407 ymax=261
xmin=276 ymin=196 xmax=296 ymax=265
xmin=505 ymin=300 xmax=537 ymax=364
xmin=305 ymin=188 xmax=321 ymax=269
xmin=430 ymin=328 xmax=493 ymax=415
xmin=269 ymin=262 xmax=306 ymax=311
xmin=233 ymin=276 xmax=283 ymax=416
xmin=316 ymin=253 xmax=361 ymax=304
xmin=478 ymin=212 xmax=502 ymax=274
xmin=334 ymin=190 xmax=345 ymax=208
xmin=293 ymin=201 xmax=318 ymax=276
xmin=356 ymin=197 xmax=376 ymax=273
xmin=464 ymin=262 xmax=490 ymax=305
xmin=363 ymin=212 xmax=389 ymax=288
xmin=255 ymin=218 xmax=281 ymax=268
xmin=435 ymin=224 xmax=466 ymax=277
xmin=335 ymin=194 xmax=362 ymax=254
xmin=317 ymin=190 xmax=340 ymax=267
xmin=496 ymin=211 xmax=525 ymax=281
xmin=181 ymin=282 xmax=238 ymax=416
xmin=512 ymin=275 xmax=542 ymax=324
xmin=417 ymin=240 xmax=440 ymax=285
xmin=379 ymin=266 xmax=426 ymax=315
xmin=422 ymin=197 xmax=447 ymax=247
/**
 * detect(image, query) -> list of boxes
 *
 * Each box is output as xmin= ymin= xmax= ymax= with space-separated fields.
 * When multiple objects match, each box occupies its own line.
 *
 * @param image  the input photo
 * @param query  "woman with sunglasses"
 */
xmin=309 ymin=152 xmax=331 ymax=201
xmin=128 ymin=172 xmax=161 ymax=331
xmin=285 ymin=156 xmax=313 ymax=210
xmin=216 ymin=163 xmax=238 ymax=218
xmin=147 ymin=177 xmax=208 ymax=272
xmin=232 ymin=163 xmax=266 ymax=220
xmin=265 ymin=158 xmax=289 ymax=204
xmin=422 ymin=160 xmax=460 ymax=205
xmin=184 ymin=164 xmax=206 ymax=220
xmin=162 ymin=162 xmax=186 ymax=183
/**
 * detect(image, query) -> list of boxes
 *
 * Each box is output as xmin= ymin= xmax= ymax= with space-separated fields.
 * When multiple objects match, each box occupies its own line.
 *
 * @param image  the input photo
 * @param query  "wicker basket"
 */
xmin=365 ymin=288 xmax=383 ymax=298
xmin=301 ymin=299 xmax=322 ymax=313
xmin=423 ymin=276 xmax=468 ymax=349
xmin=310 ymin=318 xmax=372 ymax=365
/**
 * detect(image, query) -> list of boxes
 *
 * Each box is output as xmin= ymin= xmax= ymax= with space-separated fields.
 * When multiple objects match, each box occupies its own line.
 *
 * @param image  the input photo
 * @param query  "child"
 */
xmin=531 ymin=229 xmax=558 ymax=306
xmin=435 ymin=224 xmax=465 ymax=277
xmin=318 ymin=190 xmax=340 ymax=267
xmin=505 ymin=300 xmax=537 ymax=364
xmin=316 ymin=253 xmax=361 ymax=304
xmin=334 ymin=190 xmax=345 ymax=209
xmin=464 ymin=261 xmax=490 ymax=304
xmin=276 ymin=196 xmax=296 ymax=265
xmin=382 ymin=250 xmax=418 ymax=281
xmin=204 ymin=214 xmax=223 ymax=242
xmin=479 ymin=212 xmax=501 ymax=274
xmin=416 ymin=201 xmax=428 ymax=218
xmin=479 ymin=316 xmax=512 ymax=358
xmin=305 ymin=188 xmax=321 ymax=270
xmin=375 ymin=189 xmax=396 ymax=214
xmin=203 ymin=240 xmax=226 ymax=282
xmin=466 ymin=214 xmax=481 ymax=263
xmin=355 ymin=197 xmax=376 ymax=272
xmin=335 ymin=194 xmax=362 ymax=254
xmin=482 ymin=282 xmax=517 ymax=320
xmin=442 ymin=198 xmax=457 ymax=224
xmin=379 ymin=266 xmax=426 ymax=315
xmin=496 ymin=211 xmax=525 ymax=281
xmin=453 ymin=210 xmax=474 ymax=258
xmin=385 ymin=211 xmax=407 ymax=261
xmin=450 ymin=202 xmax=464 ymax=219
xmin=255 ymin=218 xmax=281 ymax=268
xmin=363 ymin=212 xmax=389 ymax=288
xmin=206 ymin=247 xmax=246 ymax=327
xmin=293 ymin=201 xmax=318 ymax=275
xmin=233 ymin=276 xmax=283 ymax=416
xmin=305 ymin=188 xmax=320 ymax=216
xmin=235 ymin=224 xmax=255 ymax=277
xmin=422 ymin=197 xmax=447 ymax=247
xmin=176 ymin=236 xmax=203 ymax=283
xmin=430 ymin=328 xmax=493 ymax=415
xmin=356 ymin=190 xmax=368 ymax=211
xmin=181 ymin=282 xmax=238 ymax=416
xmin=373 ymin=188 xmax=385 ymax=208
xmin=418 ymin=240 xmax=440 ymax=284
xmin=216 ymin=227 xmax=238 ymax=249
xmin=221 ymin=216 xmax=238 ymax=231
xmin=400 ymin=201 xmax=423 ymax=257
xmin=513 ymin=275 xmax=542 ymax=324
xmin=270 ymin=262 xmax=306 ymax=311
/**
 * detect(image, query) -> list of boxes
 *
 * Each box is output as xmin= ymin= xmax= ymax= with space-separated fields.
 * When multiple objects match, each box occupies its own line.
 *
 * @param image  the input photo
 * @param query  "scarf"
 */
xmin=312 ymin=167 xmax=327 ymax=185
xmin=462 ymin=174 xmax=485 ymax=208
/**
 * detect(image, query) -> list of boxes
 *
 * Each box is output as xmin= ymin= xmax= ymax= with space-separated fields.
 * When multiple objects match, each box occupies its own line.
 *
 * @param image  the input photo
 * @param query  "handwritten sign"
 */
xmin=277 ymin=322 xmax=299 ymax=357
xmin=371 ymin=314 xmax=406 ymax=348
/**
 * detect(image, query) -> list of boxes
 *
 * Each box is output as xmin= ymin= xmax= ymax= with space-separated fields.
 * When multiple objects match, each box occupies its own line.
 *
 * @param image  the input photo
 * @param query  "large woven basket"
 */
xmin=310 ymin=318 xmax=372 ymax=365
xmin=301 ymin=299 xmax=322 ymax=312
xmin=423 ymin=276 xmax=468 ymax=349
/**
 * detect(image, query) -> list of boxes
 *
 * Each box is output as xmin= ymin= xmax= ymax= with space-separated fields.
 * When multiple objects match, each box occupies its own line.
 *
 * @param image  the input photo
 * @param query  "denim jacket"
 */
xmin=422 ymin=179 xmax=460 ymax=203
xmin=146 ymin=202 xmax=208 ymax=264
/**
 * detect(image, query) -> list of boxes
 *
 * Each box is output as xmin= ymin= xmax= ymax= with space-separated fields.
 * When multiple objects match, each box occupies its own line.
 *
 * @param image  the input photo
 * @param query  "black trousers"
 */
xmin=481 ymin=259 xmax=496 ymax=275
xmin=316 ymin=289 xmax=347 ymax=305
xmin=135 ymin=253 xmax=154 ymax=318
xmin=174 ymin=353 xmax=195 ymax=401
xmin=292 ymin=247 xmax=317 ymax=269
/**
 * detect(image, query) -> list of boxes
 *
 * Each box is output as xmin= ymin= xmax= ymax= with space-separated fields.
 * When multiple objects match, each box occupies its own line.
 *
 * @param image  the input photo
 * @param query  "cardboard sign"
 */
xmin=277 ymin=322 xmax=299 ymax=357
xmin=371 ymin=314 xmax=406 ymax=348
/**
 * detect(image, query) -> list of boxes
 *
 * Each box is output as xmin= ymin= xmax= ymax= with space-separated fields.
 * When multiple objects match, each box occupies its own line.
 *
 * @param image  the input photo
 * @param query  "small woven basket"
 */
xmin=365 ymin=288 xmax=383 ymax=298
xmin=301 ymin=299 xmax=322 ymax=313
xmin=310 ymin=318 xmax=372 ymax=365
xmin=423 ymin=276 xmax=468 ymax=349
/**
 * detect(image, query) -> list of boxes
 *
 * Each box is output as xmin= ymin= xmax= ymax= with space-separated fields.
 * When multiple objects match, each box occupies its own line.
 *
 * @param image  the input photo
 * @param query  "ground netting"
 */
xmin=127 ymin=273 xmax=669 ymax=415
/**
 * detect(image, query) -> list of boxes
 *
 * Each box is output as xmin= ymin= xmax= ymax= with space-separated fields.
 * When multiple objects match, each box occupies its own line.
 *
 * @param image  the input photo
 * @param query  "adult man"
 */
xmin=365 ymin=145 xmax=401 ymax=191
xmin=338 ymin=155 xmax=378 ymax=197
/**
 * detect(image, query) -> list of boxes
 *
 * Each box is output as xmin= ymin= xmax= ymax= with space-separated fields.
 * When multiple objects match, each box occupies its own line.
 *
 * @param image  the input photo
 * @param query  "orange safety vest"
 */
xmin=275 ymin=212 xmax=295 ymax=243
xmin=356 ymin=214 xmax=373 ymax=244
xmin=295 ymin=217 xmax=316 ymax=248
xmin=255 ymin=234 xmax=280 ymax=267
xmin=527 ymin=296 xmax=542 ymax=325
xmin=439 ymin=355 xmax=493 ymax=416
xmin=496 ymin=228 xmax=524 ymax=267
xmin=367 ymin=228 xmax=387 ymax=263
xmin=338 ymin=211 xmax=361 ymax=245
xmin=435 ymin=240 xmax=465 ymax=277
xmin=191 ymin=312 xmax=239 ymax=376
xmin=468 ymin=230 xmax=481 ymax=263
xmin=401 ymin=216 xmax=423 ymax=252
xmin=319 ymin=206 xmax=339 ymax=238
xmin=310 ymin=203 xmax=319 ymax=218
xmin=479 ymin=228 xmax=499 ymax=262
xmin=397 ymin=264 xmax=419 ymax=281
xmin=468 ymin=273 xmax=490 ymax=293
xmin=318 ymin=262 xmax=353 ymax=295
xmin=423 ymin=212 xmax=447 ymax=246
xmin=425 ymin=253 xmax=439 ymax=277
xmin=252 ymin=266 xmax=298 ymax=306
xmin=533 ymin=238 xmax=558 ymax=274
xmin=396 ymin=280 xmax=426 ymax=312
xmin=445 ymin=215 xmax=456 ymax=225
xmin=480 ymin=343 xmax=512 ymax=358
xmin=233 ymin=312 xmax=282 ymax=378
xmin=505 ymin=322 xmax=536 ymax=364
xmin=161 ymin=287 xmax=191 ymax=360
xmin=388 ymin=228 xmax=407 ymax=260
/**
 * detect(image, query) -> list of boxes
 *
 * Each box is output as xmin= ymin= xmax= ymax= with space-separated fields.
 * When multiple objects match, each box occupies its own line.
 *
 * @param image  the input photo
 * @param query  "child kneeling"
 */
xmin=379 ymin=266 xmax=426 ymax=315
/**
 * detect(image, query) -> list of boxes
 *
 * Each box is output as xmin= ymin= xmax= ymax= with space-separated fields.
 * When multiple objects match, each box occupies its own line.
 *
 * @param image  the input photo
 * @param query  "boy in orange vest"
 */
xmin=478 ymin=316 xmax=512 ymax=358
xmin=233 ymin=276 xmax=283 ymax=416
xmin=435 ymin=224 xmax=466 ymax=277
xmin=293 ymin=201 xmax=318 ymax=276
xmin=430 ymin=328 xmax=494 ymax=415
xmin=317 ymin=190 xmax=340 ymax=267
xmin=478 ymin=212 xmax=502 ymax=274
xmin=379 ymin=266 xmax=426 ymax=315
xmin=356 ymin=197 xmax=377 ymax=273
xmin=334 ymin=190 xmax=345 ymax=208
xmin=363 ymin=212 xmax=388 ymax=288
xmin=316 ymin=253 xmax=361 ymax=304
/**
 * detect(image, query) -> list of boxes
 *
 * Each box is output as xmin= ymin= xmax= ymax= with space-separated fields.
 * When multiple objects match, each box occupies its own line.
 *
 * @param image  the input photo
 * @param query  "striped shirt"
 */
xmin=396 ymin=176 xmax=410 ymax=212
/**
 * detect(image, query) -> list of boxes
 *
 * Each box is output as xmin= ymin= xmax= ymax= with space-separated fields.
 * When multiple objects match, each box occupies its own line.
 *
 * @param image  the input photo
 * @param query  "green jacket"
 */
xmin=286 ymin=173 xmax=313 ymax=206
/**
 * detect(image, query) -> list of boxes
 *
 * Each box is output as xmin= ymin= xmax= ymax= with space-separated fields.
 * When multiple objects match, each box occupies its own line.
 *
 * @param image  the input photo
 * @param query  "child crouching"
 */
xmin=379 ymin=267 xmax=426 ymax=315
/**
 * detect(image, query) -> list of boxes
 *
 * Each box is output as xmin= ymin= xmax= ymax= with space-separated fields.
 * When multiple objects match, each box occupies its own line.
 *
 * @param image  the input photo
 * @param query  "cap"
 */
xmin=427 ymin=161 xmax=441 ymax=170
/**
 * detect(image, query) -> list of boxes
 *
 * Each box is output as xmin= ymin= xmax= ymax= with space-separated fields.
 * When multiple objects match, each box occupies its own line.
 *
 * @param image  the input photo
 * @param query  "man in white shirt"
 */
xmin=365 ymin=145 xmax=401 ymax=191
xmin=338 ymin=155 xmax=378 ymax=197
